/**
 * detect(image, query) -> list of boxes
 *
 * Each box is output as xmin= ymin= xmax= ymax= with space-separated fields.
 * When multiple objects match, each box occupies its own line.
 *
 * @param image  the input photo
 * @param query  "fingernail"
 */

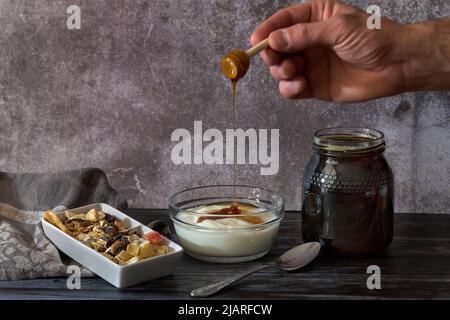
xmin=250 ymin=33 xmax=256 ymax=45
xmin=272 ymin=30 xmax=289 ymax=48
xmin=280 ymin=65 xmax=290 ymax=79
xmin=284 ymin=80 xmax=301 ymax=95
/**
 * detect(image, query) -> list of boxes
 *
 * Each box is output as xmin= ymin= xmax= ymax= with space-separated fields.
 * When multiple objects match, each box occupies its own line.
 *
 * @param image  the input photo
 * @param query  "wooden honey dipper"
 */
xmin=220 ymin=38 xmax=269 ymax=81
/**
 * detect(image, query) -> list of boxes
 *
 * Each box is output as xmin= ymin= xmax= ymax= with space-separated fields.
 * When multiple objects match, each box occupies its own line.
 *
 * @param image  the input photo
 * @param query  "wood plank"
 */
xmin=1 ymin=211 xmax=449 ymax=299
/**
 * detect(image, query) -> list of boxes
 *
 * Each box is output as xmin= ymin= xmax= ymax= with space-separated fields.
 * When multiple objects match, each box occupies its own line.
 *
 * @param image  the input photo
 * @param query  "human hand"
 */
xmin=251 ymin=0 xmax=450 ymax=102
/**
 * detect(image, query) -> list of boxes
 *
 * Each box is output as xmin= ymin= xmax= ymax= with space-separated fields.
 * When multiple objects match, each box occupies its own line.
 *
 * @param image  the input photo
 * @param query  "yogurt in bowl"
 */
xmin=169 ymin=186 xmax=285 ymax=263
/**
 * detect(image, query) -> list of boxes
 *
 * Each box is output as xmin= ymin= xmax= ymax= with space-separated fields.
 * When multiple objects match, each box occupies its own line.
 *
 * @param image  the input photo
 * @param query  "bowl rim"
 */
xmin=169 ymin=185 xmax=285 ymax=230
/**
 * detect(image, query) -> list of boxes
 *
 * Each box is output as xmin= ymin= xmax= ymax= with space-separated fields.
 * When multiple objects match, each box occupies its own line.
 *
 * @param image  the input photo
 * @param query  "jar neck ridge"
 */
xmin=313 ymin=127 xmax=385 ymax=157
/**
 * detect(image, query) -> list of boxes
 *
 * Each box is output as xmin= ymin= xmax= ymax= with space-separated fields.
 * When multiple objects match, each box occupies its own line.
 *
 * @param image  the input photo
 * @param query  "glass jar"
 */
xmin=301 ymin=127 xmax=394 ymax=256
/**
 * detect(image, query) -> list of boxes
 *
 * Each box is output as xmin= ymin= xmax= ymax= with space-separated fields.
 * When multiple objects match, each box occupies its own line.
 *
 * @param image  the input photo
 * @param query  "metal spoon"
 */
xmin=190 ymin=242 xmax=321 ymax=298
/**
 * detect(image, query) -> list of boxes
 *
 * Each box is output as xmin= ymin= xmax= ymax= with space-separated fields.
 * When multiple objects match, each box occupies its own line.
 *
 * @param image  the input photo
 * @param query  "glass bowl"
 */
xmin=169 ymin=185 xmax=285 ymax=263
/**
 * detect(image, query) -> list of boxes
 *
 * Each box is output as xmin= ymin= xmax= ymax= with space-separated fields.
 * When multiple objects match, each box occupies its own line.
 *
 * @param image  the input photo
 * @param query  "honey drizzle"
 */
xmin=202 ymin=50 xmax=261 ymax=224
xmin=232 ymin=80 xmax=237 ymax=204
xmin=198 ymin=202 xmax=264 ymax=224
xmin=197 ymin=214 xmax=263 ymax=224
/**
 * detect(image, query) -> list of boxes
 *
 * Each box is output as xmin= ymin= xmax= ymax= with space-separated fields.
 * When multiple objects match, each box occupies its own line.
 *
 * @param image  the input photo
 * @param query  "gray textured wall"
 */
xmin=0 ymin=0 xmax=449 ymax=213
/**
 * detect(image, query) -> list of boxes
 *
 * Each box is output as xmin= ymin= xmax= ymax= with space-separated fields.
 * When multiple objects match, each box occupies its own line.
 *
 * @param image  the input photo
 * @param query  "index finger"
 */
xmin=250 ymin=3 xmax=312 ymax=45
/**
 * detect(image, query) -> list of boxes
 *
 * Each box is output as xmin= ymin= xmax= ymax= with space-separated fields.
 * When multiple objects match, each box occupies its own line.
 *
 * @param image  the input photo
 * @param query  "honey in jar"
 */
xmin=302 ymin=127 xmax=394 ymax=256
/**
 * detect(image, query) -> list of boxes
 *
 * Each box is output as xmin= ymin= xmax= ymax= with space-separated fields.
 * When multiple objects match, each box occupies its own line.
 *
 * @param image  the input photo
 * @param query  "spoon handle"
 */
xmin=246 ymin=38 xmax=269 ymax=58
xmin=190 ymin=264 xmax=272 ymax=298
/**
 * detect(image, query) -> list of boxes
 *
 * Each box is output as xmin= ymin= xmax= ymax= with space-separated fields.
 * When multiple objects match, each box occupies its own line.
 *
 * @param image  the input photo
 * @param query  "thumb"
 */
xmin=269 ymin=18 xmax=338 ymax=52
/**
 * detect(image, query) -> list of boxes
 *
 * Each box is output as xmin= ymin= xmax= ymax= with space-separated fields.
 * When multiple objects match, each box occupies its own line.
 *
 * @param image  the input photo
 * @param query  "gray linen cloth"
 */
xmin=0 ymin=168 xmax=127 ymax=280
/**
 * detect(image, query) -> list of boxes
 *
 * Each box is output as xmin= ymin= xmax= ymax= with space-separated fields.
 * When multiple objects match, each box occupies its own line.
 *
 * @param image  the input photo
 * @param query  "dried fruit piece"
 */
xmin=143 ymin=231 xmax=162 ymax=245
xmin=104 ymin=213 xmax=116 ymax=223
xmin=102 ymin=224 xmax=119 ymax=237
xmin=114 ymin=220 xmax=127 ymax=232
xmin=126 ymin=243 xmax=140 ymax=257
xmin=108 ymin=239 xmax=127 ymax=256
xmin=139 ymin=242 xmax=154 ymax=259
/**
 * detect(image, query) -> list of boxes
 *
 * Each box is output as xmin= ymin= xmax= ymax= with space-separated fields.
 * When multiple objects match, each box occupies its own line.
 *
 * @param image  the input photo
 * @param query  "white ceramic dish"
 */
xmin=41 ymin=203 xmax=183 ymax=288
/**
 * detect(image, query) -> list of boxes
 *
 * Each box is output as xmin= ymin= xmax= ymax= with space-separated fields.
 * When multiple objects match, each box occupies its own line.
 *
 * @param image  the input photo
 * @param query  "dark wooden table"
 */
xmin=1 ymin=209 xmax=449 ymax=300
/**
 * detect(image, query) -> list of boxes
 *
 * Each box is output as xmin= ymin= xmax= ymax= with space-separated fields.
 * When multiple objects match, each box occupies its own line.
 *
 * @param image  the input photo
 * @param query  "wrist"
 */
xmin=395 ymin=19 xmax=450 ymax=92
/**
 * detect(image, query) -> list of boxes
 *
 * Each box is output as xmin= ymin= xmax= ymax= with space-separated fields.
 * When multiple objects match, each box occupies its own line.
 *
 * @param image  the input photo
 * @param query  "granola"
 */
xmin=44 ymin=209 xmax=170 ymax=265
